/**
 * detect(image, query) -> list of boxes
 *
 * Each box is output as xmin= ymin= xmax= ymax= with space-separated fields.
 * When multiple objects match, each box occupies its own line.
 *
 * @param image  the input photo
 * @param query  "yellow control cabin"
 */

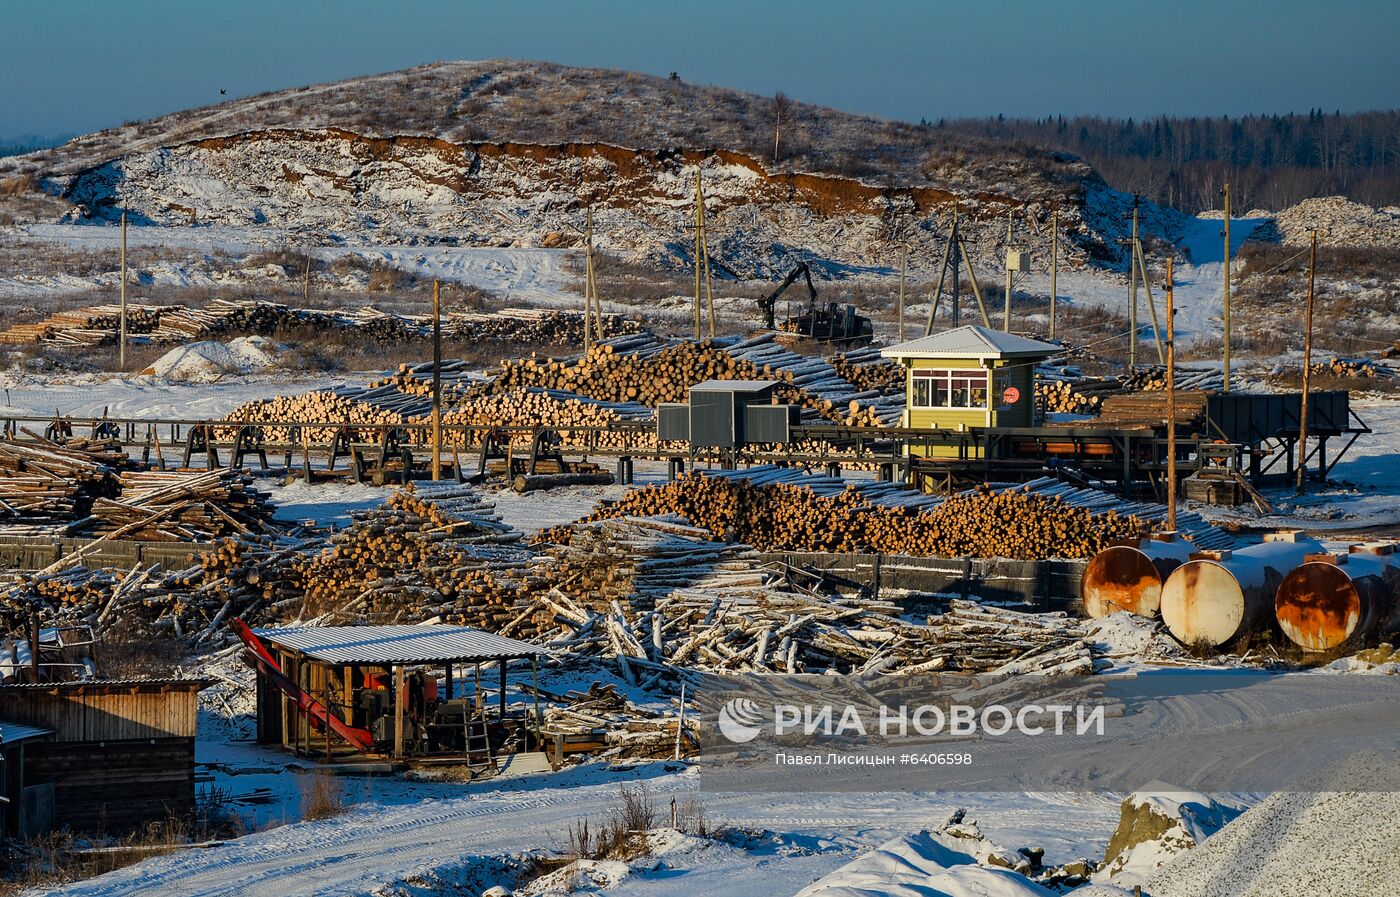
xmin=881 ymin=326 xmax=1059 ymax=453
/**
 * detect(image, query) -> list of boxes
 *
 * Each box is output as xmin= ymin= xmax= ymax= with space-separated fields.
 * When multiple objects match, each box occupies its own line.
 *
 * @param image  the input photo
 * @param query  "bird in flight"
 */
xmin=220 ymin=88 xmax=227 ymax=95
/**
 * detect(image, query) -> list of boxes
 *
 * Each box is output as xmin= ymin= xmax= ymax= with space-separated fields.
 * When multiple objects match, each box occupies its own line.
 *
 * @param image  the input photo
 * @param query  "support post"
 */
xmin=432 ymin=279 xmax=442 ymax=481
xmin=1298 ymin=231 xmax=1318 ymax=493
xmin=583 ymin=206 xmax=595 ymax=352
xmin=897 ymin=239 xmax=907 ymax=342
xmin=1129 ymin=197 xmax=1139 ymax=368
xmin=303 ymin=254 xmax=311 ymax=305
xmin=951 ymin=214 xmax=962 ymax=328
xmin=1049 ymin=208 xmax=1058 ymax=340
xmin=692 ymin=172 xmax=715 ymax=339
xmin=1165 ymin=257 xmax=1177 ymax=531
xmin=1222 ymin=183 xmax=1231 ymax=392
xmin=393 ymin=665 xmax=406 ymax=760
xmin=1003 ymin=212 xmax=1013 ymax=331
xmin=119 ymin=211 xmax=128 ymax=372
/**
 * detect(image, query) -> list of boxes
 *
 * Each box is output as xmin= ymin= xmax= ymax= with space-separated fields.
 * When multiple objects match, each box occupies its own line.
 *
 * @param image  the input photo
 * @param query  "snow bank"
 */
xmin=1148 ymin=755 xmax=1400 ymax=896
xmin=147 ymin=336 xmax=294 ymax=382
xmin=795 ymin=829 xmax=1051 ymax=897
xmin=1095 ymin=787 xmax=1242 ymax=889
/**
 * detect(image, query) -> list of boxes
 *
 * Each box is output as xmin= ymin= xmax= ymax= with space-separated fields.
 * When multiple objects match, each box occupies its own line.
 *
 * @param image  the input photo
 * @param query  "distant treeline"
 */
xmin=935 ymin=110 xmax=1400 ymax=213
xmin=0 ymin=135 xmax=67 ymax=158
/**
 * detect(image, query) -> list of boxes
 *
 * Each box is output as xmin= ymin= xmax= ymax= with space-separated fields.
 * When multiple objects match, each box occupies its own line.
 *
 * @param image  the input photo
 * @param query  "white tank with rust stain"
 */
xmin=1160 ymin=530 xmax=1325 ymax=648
xmin=1274 ymin=543 xmax=1400 ymax=652
xmin=1081 ymin=531 xmax=1196 ymax=618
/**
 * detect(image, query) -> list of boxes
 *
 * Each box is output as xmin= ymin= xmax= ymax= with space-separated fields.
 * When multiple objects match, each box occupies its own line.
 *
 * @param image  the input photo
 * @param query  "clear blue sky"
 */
xmin=4 ymin=0 xmax=1398 ymax=138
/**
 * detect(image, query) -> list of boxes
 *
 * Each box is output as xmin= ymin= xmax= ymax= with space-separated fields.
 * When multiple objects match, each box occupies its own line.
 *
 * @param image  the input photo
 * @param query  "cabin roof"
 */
xmin=881 ymin=326 xmax=1060 ymax=360
xmin=253 ymin=624 xmax=548 ymax=665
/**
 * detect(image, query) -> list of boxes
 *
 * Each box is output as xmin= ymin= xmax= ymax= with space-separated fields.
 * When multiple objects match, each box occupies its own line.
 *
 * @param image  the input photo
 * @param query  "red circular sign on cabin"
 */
xmin=1003 ymin=386 xmax=1021 ymax=404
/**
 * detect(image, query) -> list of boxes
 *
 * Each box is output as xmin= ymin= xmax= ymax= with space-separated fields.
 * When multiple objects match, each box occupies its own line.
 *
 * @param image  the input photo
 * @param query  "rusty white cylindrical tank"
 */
xmin=1160 ymin=530 xmax=1325 ymax=648
xmin=1081 ymin=531 xmax=1196 ymax=618
xmin=1274 ymin=542 xmax=1400 ymax=652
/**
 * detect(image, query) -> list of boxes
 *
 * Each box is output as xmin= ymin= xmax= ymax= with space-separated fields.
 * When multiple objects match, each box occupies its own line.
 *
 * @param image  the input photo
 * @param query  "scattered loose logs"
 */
xmin=540 ymin=475 xmax=1152 ymax=560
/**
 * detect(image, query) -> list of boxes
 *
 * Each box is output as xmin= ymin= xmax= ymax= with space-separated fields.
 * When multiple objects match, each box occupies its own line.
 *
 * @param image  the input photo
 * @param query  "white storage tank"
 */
xmin=1160 ymin=530 xmax=1324 ymax=648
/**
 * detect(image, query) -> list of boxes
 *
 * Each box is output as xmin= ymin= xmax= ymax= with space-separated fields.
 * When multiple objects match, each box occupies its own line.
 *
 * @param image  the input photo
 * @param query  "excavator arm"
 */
xmin=757 ymin=262 xmax=818 ymax=330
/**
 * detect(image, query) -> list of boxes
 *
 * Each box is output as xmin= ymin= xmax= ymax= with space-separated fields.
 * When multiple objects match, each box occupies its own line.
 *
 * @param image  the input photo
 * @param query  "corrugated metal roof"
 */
xmin=881 ymin=326 xmax=1059 ymax=360
xmin=0 ymin=719 xmax=52 ymax=745
xmin=690 ymin=379 xmax=780 ymax=392
xmin=0 ymin=678 xmax=210 ymax=692
xmin=253 ymin=625 xmax=548 ymax=664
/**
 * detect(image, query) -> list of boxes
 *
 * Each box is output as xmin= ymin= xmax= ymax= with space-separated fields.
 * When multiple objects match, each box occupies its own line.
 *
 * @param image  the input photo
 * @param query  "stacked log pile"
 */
xmin=479 ymin=334 xmax=891 ymax=427
xmin=1092 ymin=390 xmax=1211 ymax=431
xmin=1 ymin=483 xmax=526 ymax=645
xmin=428 ymin=389 xmax=655 ymax=450
xmin=540 ymin=682 xmax=694 ymax=759
xmin=222 ymin=392 xmax=405 ymax=442
xmin=82 ymin=469 xmax=280 ymax=541
xmin=290 ymin=486 xmax=530 ymax=628
xmin=1035 ymin=376 xmax=1124 ymax=415
xmin=0 ymin=300 xmax=642 ymax=350
xmin=540 ymin=473 xmax=1154 ymax=560
xmin=830 ymin=348 xmax=903 ymax=393
xmin=1121 ymin=367 xmax=1224 ymax=392
xmin=0 ymin=439 xmax=124 ymax=525
xmin=1308 ymin=356 xmax=1400 ymax=381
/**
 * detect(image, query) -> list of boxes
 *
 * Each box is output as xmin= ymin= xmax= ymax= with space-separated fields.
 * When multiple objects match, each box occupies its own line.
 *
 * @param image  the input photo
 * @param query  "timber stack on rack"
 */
xmin=1092 ymin=390 xmax=1211 ymax=431
xmin=222 ymin=392 xmax=405 ymax=442
xmin=540 ymin=474 xmax=1156 ymax=559
xmin=479 ymin=335 xmax=891 ymax=427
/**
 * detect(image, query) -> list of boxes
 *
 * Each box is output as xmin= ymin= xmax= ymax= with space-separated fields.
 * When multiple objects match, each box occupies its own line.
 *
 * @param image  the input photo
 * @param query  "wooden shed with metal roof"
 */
xmin=881 ymin=326 xmax=1060 ymax=432
xmin=238 ymin=623 xmax=549 ymax=769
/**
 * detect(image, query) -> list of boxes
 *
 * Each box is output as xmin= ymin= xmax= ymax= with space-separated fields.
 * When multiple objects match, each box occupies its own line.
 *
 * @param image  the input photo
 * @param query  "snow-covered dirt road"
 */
xmin=32 ymin=763 xmax=1117 ymax=897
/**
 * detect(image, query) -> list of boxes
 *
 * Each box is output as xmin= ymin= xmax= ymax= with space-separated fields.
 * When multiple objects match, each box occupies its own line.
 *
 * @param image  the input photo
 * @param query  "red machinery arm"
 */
xmin=231 ymin=619 xmax=375 ymax=752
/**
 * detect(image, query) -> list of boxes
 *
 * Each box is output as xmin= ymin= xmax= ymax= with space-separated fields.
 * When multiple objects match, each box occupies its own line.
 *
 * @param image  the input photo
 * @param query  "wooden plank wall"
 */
xmin=24 ymin=739 xmax=195 ymax=834
xmin=0 ymin=685 xmax=202 ymax=740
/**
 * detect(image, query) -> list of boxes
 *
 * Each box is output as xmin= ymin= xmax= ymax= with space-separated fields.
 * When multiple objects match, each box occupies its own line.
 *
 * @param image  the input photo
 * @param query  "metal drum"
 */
xmin=1081 ymin=531 xmax=1195 ymax=618
xmin=1161 ymin=531 xmax=1324 ymax=648
xmin=1275 ymin=542 xmax=1400 ymax=652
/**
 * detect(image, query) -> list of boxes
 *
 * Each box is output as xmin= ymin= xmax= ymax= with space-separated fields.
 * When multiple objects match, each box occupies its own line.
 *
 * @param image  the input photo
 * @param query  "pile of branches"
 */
xmin=540 ymin=475 xmax=1151 ymax=560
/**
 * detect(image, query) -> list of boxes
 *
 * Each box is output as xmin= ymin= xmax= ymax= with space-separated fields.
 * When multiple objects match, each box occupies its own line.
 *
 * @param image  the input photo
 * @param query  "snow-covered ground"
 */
xmin=5 ymin=223 xmax=579 ymax=305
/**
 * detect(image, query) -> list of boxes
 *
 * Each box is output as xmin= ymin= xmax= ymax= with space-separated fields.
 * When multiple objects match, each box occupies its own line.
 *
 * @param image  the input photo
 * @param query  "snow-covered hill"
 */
xmin=1 ymin=61 xmax=1192 ymax=278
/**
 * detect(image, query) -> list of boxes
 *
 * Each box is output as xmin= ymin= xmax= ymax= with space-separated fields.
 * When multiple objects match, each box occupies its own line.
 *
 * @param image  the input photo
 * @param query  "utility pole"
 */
xmin=119 ymin=211 xmax=128 ymax=372
xmin=1049 ymin=208 xmax=1059 ymax=340
xmin=431 ymin=279 xmax=443 ymax=481
xmin=1129 ymin=196 xmax=1139 ymax=368
xmin=1298 ymin=231 xmax=1318 ymax=493
xmin=583 ymin=206 xmax=597 ymax=352
xmin=897 ymin=239 xmax=907 ymax=342
xmin=1222 ymin=183 xmax=1232 ymax=393
xmin=303 ymin=255 xmax=311 ymax=305
xmin=693 ymin=172 xmax=715 ymax=339
xmin=1003 ymin=212 xmax=1014 ymax=331
xmin=1165 ymin=257 xmax=1177 ymax=531
xmin=951 ymin=215 xmax=962 ymax=329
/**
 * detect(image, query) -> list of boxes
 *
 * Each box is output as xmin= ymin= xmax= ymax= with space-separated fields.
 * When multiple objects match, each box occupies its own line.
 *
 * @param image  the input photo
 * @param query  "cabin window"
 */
xmin=911 ymin=369 xmax=989 ymax=409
